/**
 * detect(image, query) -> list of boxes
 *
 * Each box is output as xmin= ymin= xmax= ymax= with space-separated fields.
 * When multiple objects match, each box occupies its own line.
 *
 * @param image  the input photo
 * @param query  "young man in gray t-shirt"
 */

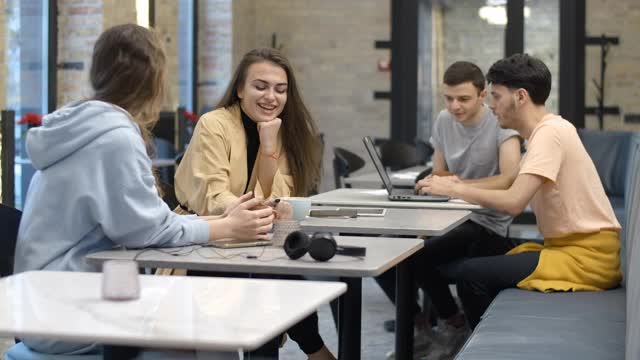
xmin=411 ymin=61 xmax=522 ymax=357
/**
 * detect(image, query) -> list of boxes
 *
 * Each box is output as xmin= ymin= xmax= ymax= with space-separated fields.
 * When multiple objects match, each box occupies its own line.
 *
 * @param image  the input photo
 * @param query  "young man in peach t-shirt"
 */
xmin=418 ymin=54 xmax=622 ymax=329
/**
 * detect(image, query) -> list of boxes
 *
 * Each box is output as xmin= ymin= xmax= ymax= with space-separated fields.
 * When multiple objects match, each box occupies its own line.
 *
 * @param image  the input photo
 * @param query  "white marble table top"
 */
xmin=87 ymin=236 xmax=424 ymax=278
xmin=0 ymin=271 xmax=345 ymax=351
xmin=310 ymin=188 xmax=482 ymax=210
xmin=302 ymin=207 xmax=471 ymax=236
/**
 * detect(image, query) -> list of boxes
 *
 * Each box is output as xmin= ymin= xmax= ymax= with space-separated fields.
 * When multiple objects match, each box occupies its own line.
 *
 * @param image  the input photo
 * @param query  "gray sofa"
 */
xmin=579 ymin=129 xmax=633 ymax=227
xmin=454 ymin=132 xmax=640 ymax=360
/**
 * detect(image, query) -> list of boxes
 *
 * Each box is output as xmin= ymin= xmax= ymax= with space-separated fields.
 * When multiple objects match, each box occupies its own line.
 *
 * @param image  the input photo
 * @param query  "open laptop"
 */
xmin=363 ymin=136 xmax=450 ymax=202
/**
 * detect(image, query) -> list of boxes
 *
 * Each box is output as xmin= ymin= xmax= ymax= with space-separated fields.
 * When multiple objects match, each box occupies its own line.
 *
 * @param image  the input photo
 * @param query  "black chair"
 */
xmin=175 ymin=107 xmax=189 ymax=151
xmin=1 ymin=110 xmax=16 ymax=207
xmin=333 ymin=147 xmax=365 ymax=189
xmin=372 ymin=137 xmax=388 ymax=148
xmin=415 ymin=138 xmax=434 ymax=164
xmin=151 ymin=111 xmax=177 ymax=147
xmin=175 ymin=151 xmax=185 ymax=166
xmin=151 ymin=112 xmax=179 ymax=208
xmin=379 ymin=140 xmax=421 ymax=171
xmin=1 ymin=204 xmax=21 ymax=277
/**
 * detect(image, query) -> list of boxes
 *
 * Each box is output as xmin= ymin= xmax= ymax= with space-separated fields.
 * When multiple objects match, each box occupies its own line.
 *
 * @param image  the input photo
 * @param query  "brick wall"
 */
xmin=57 ymin=1 xmax=177 ymax=109
xmin=56 ymin=0 xmax=103 ymax=107
xmin=101 ymin=0 xmax=135 ymax=30
xmin=57 ymin=0 xmax=137 ymax=107
xmin=232 ymin=0 xmax=255 ymax=66
xmin=233 ymin=0 xmax=391 ymax=191
xmin=586 ymin=0 xmax=640 ymax=131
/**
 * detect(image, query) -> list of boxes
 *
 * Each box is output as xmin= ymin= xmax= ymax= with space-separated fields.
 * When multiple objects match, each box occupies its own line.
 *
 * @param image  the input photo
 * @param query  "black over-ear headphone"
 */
xmin=284 ymin=231 xmax=367 ymax=262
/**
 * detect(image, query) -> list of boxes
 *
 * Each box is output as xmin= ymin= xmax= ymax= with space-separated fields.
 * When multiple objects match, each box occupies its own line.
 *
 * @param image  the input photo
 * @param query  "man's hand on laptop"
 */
xmin=415 ymin=175 xmax=460 ymax=196
xmin=444 ymin=175 xmax=462 ymax=183
xmin=415 ymin=174 xmax=431 ymax=194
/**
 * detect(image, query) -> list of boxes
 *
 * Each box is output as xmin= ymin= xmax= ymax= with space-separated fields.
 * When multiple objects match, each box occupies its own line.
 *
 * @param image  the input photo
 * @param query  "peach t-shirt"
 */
xmin=519 ymin=114 xmax=621 ymax=238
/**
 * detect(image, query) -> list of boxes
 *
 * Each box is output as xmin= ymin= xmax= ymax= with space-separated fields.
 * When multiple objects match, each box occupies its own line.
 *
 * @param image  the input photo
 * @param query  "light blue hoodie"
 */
xmin=14 ymin=100 xmax=210 ymax=354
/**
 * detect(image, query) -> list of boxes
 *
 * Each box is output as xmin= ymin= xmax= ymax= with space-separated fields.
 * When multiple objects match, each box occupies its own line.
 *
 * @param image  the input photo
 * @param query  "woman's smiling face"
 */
xmin=237 ymin=61 xmax=288 ymax=123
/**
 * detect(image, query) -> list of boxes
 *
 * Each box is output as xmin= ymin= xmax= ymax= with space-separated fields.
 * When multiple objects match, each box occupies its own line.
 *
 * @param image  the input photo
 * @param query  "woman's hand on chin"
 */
xmin=257 ymin=117 xmax=282 ymax=152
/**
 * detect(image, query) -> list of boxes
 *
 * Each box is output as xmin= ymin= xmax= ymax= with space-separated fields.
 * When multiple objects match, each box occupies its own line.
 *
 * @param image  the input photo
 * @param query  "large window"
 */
xmin=417 ymin=0 xmax=505 ymax=142
xmin=197 ymin=0 xmax=232 ymax=114
xmin=416 ymin=0 xmax=558 ymax=142
xmin=525 ymin=0 xmax=559 ymax=113
xmin=178 ymin=0 xmax=197 ymax=113
xmin=5 ymin=0 xmax=49 ymax=209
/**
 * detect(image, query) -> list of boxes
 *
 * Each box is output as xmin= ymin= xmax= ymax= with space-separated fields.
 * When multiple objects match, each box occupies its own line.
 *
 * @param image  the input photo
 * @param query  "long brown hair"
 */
xmin=90 ymin=24 xmax=167 ymax=158
xmin=217 ymin=48 xmax=322 ymax=196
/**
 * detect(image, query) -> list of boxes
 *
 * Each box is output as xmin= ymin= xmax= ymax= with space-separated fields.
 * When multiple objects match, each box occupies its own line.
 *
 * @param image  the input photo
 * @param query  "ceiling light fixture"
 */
xmin=478 ymin=1 xmax=531 ymax=26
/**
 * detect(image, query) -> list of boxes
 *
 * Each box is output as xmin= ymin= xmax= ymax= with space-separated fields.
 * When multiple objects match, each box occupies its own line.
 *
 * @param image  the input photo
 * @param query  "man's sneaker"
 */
xmin=385 ymin=327 xmax=437 ymax=360
xmin=426 ymin=321 xmax=471 ymax=360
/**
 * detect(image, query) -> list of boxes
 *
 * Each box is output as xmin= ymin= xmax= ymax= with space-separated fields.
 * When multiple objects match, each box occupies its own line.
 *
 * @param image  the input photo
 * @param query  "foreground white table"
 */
xmin=87 ymin=236 xmax=423 ymax=360
xmin=344 ymin=165 xmax=428 ymax=188
xmin=0 ymin=271 xmax=345 ymax=356
xmin=302 ymin=207 xmax=471 ymax=236
xmin=310 ymin=188 xmax=482 ymax=210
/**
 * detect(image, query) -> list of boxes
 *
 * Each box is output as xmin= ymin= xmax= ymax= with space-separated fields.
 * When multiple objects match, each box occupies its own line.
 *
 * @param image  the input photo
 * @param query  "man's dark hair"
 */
xmin=486 ymin=53 xmax=551 ymax=105
xmin=443 ymin=61 xmax=485 ymax=93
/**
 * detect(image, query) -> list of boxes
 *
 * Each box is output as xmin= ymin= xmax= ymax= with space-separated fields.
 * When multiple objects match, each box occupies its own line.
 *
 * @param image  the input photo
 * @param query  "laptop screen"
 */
xmin=362 ymin=136 xmax=395 ymax=193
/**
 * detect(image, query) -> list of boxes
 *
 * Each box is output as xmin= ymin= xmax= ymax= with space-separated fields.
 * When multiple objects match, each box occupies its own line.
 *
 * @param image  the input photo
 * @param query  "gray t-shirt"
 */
xmin=429 ymin=107 xmax=520 ymax=237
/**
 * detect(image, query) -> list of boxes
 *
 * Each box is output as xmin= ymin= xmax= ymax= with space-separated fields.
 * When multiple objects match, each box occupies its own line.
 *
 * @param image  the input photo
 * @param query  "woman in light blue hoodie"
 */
xmin=12 ymin=24 xmax=274 ymax=358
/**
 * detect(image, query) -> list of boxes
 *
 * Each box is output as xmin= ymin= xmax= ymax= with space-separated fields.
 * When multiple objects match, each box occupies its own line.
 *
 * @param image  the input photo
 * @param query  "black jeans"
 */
xmin=456 ymin=251 xmax=539 ymax=329
xmin=416 ymin=220 xmax=518 ymax=319
xmin=376 ymin=221 xmax=517 ymax=320
xmin=188 ymin=270 xmax=324 ymax=354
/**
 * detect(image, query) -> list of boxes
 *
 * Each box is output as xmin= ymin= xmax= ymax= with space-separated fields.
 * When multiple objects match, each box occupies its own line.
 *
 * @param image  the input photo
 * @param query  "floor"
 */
xmin=0 ymin=338 xmax=12 ymax=359
xmin=280 ymin=277 xmax=396 ymax=359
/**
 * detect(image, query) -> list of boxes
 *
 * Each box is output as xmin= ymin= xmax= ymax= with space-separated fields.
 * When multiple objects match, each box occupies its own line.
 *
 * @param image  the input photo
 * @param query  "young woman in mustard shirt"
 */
xmin=175 ymin=48 xmax=321 ymax=216
xmin=175 ymin=48 xmax=333 ymax=360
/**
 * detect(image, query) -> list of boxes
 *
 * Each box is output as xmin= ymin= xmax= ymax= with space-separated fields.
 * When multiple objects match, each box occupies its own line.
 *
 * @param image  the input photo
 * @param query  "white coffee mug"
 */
xmin=280 ymin=197 xmax=311 ymax=220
